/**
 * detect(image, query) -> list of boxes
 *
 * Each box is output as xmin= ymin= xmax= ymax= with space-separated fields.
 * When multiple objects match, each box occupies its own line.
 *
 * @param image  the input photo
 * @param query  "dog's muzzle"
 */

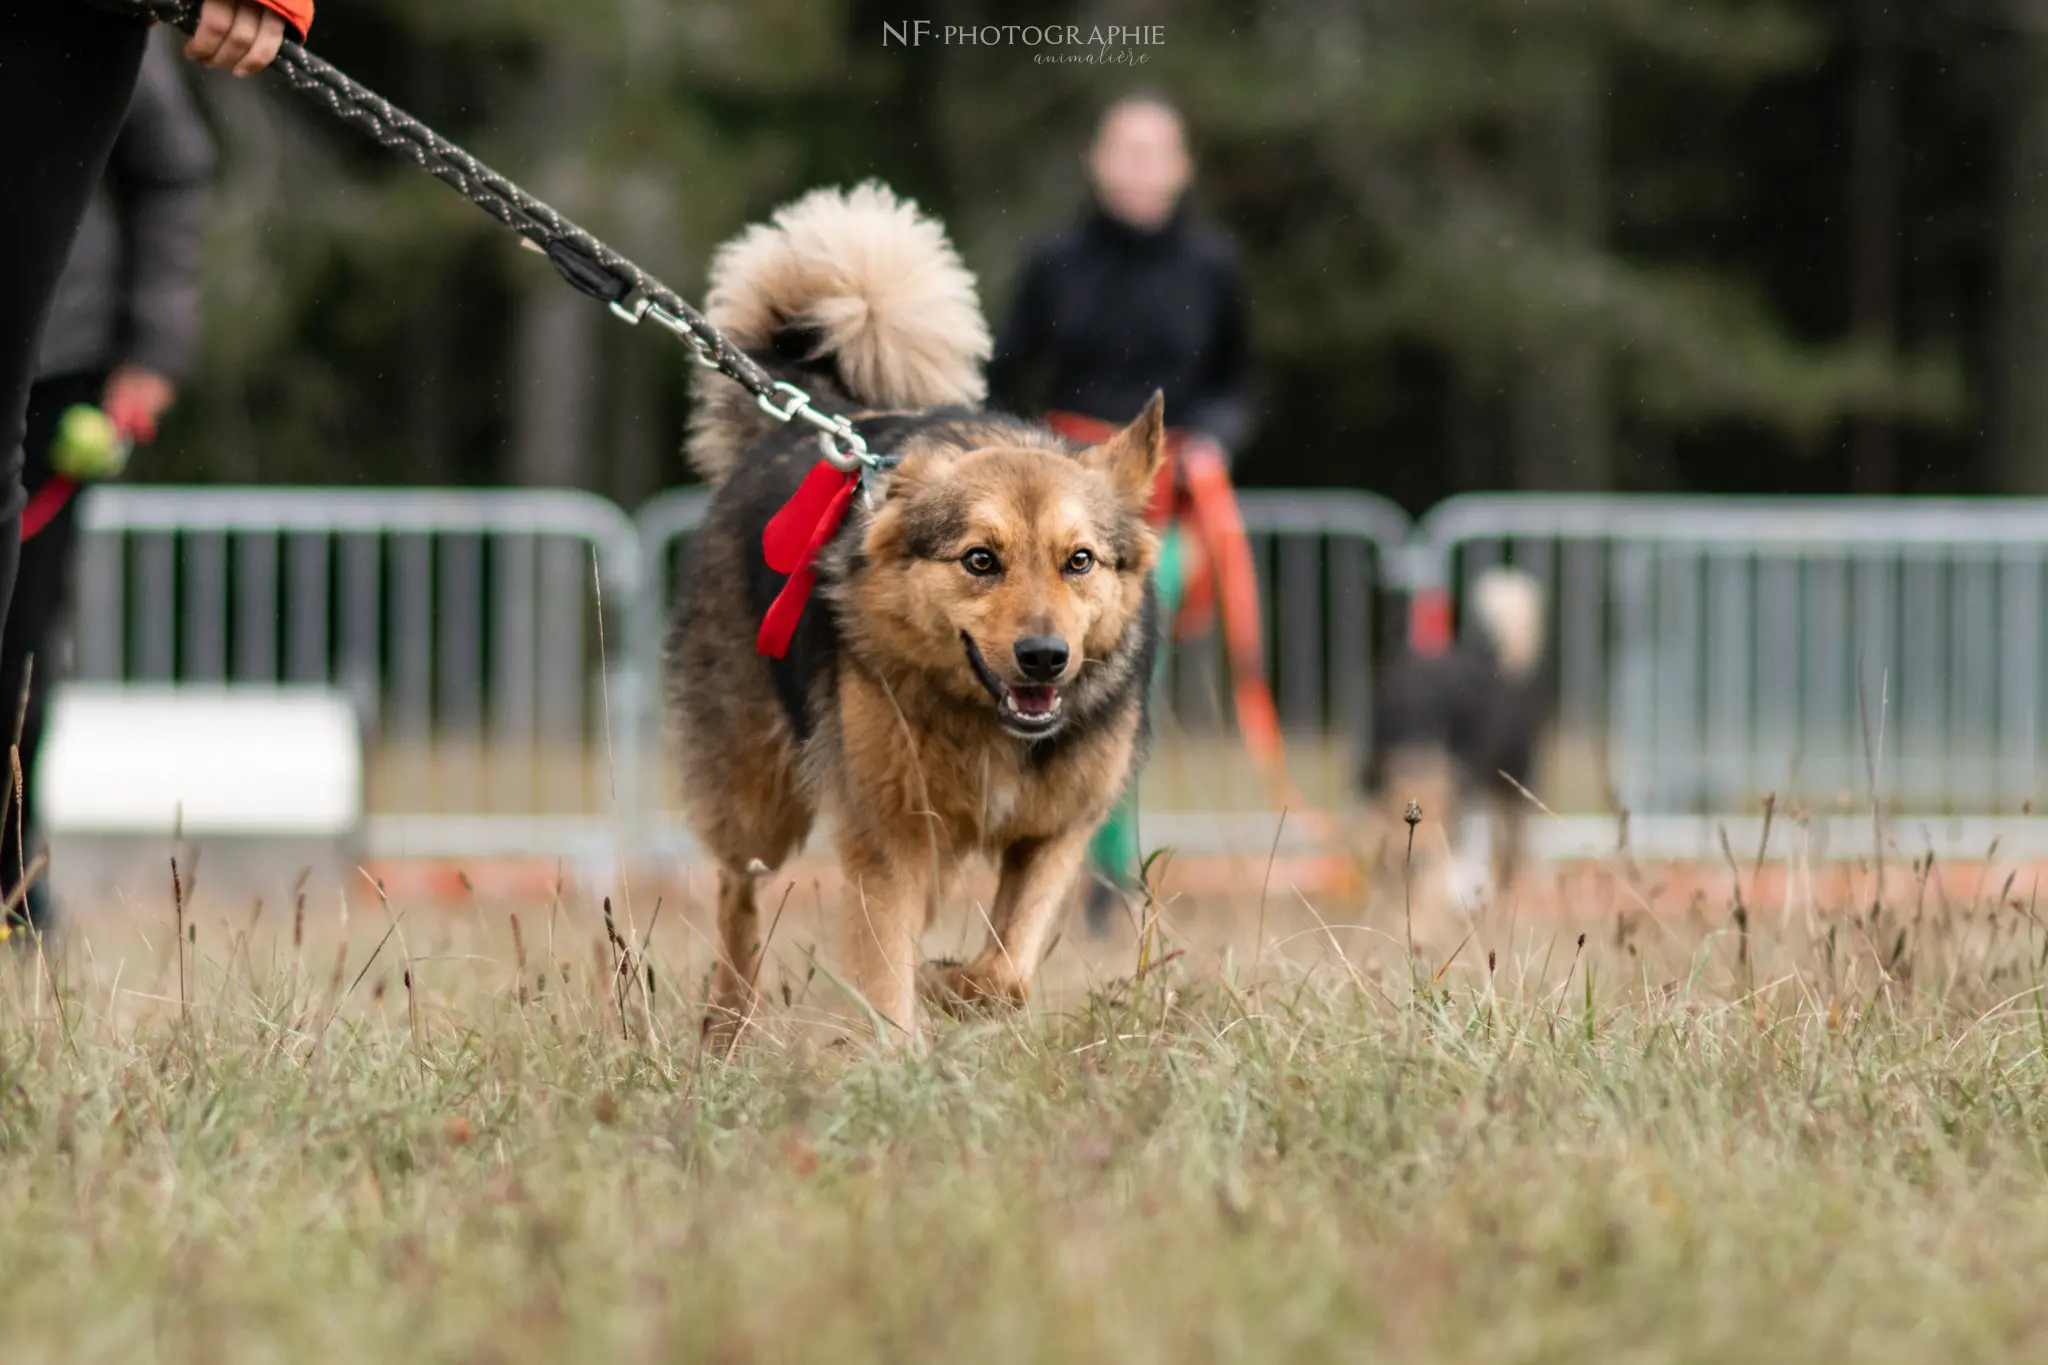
xmin=962 ymin=633 xmax=1064 ymax=738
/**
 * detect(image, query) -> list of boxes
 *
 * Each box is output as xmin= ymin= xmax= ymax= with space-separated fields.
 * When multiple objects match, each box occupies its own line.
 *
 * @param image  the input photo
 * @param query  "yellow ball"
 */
xmin=51 ymin=404 xmax=130 ymax=480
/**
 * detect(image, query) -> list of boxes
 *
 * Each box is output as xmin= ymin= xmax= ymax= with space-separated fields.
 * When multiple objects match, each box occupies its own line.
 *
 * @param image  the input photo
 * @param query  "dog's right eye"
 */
xmin=962 ymin=548 xmax=1001 ymax=577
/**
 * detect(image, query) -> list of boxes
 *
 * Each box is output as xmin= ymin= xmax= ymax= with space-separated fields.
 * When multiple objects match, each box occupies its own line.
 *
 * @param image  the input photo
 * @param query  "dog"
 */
xmin=1360 ymin=567 xmax=1549 ymax=898
xmin=666 ymin=183 xmax=1165 ymax=1045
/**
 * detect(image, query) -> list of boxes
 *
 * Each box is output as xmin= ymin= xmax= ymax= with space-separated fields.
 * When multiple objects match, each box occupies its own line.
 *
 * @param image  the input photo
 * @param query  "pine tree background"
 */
xmin=144 ymin=0 xmax=2041 ymax=511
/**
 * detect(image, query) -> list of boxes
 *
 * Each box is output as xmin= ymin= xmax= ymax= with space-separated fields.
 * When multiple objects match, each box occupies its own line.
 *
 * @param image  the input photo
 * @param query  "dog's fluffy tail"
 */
xmin=686 ymin=182 xmax=990 ymax=487
xmin=1471 ymin=567 xmax=1546 ymax=677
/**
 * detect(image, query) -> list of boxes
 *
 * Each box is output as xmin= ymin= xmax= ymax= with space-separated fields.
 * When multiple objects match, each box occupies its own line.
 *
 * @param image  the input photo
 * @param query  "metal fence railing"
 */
xmin=1414 ymin=495 xmax=2048 ymax=820
xmin=66 ymin=485 xmax=2048 ymax=866
xmin=71 ymin=486 xmax=644 ymax=862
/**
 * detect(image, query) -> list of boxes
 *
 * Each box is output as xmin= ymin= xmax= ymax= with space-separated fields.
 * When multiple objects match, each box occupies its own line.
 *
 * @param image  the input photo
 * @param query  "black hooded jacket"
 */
xmin=34 ymin=36 xmax=215 ymax=384
xmin=988 ymin=202 xmax=1252 ymax=457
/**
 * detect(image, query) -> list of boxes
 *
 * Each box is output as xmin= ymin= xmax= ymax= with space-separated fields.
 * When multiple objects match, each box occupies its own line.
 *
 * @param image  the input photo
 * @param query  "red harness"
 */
xmin=1407 ymin=585 xmax=1454 ymax=656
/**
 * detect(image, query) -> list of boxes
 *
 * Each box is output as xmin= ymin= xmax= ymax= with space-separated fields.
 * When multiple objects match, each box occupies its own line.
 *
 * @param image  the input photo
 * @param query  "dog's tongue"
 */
xmin=1010 ymin=685 xmax=1058 ymax=716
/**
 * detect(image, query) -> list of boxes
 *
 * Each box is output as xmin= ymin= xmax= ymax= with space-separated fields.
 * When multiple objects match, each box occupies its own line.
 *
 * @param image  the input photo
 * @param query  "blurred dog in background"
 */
xmin=1359 ymin=567 xmax=1549 ymax=906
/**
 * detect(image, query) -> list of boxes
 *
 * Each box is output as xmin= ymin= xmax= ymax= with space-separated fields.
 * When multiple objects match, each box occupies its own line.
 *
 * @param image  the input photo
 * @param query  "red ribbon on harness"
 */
xmin=757 ymin=460 xmax=861 ymax=658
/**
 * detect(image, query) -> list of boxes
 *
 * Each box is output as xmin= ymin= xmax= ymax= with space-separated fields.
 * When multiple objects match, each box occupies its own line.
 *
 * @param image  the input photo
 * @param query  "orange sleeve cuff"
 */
xmin=255 ymin=0 xmax=312 ymax=39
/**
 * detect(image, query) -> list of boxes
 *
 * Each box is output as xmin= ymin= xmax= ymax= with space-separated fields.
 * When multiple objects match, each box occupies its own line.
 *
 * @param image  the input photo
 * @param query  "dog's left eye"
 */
xmin=1065 ymin=549 xmax=1094 ymax=575
xmin=962 ymin=548 xmax=1001 ymax=576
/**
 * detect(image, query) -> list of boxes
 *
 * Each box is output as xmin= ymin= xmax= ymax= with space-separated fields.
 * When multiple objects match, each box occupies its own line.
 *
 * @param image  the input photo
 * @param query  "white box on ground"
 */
xmin=40 ymin=685 xmax=363 ymax=838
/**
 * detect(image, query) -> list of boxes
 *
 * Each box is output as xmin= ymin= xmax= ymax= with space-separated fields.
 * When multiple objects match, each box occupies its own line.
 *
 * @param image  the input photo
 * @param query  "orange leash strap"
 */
xmin=1047 ymin=413 xmax=1340 ymax=845
xmin=1177 ymin=438 xmax=1338 ymax=842
xmin=1176 ymin=441 xmax=1279 ymax=782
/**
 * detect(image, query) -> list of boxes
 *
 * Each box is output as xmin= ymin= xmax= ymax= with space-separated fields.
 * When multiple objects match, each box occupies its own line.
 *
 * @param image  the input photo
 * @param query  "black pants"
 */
xmin=0 ymin=6 xmax=149 ymax=646
xmin=0 ymin=374 xmax=94 ymax=911
xmin=0 ymin=8 xmax=148 ymax=926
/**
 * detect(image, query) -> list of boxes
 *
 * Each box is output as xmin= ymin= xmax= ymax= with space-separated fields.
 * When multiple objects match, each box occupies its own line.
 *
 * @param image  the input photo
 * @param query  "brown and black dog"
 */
xmin=1360 ymin=567 xmax=1550 ymax=901
xmin=667 ymin=184 xmax=1165 ymax=1046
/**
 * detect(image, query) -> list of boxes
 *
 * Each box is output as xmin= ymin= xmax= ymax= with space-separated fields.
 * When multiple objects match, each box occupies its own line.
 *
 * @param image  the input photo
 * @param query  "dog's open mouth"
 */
xmin=962 ymin=634 xmax=1064 ymax=737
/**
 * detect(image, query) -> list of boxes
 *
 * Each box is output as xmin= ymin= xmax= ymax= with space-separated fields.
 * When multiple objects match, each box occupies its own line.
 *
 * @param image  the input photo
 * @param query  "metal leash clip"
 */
xmin=608 ymin=289 xmax=725 ymax=371
xmin=758 ymin=382 xmax=871 ymax=473
xmin=615 ymin=292 xmax=869 ymax=472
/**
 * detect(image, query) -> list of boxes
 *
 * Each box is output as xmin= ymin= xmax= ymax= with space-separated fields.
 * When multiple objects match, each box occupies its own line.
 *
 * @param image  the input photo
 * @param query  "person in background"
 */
xmin=0 ymin=0 xmax=294 ymax=935
xmin=988 ymin=93 xmax=1253 ymax=935
xmin=2 ymin=36 xmax=218 ymax=935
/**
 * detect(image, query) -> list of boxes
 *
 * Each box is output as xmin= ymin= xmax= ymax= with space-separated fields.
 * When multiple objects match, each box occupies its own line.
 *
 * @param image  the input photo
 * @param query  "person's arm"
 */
xmin=986 ymin=246 xmax=1055 ymax=417
xmin=1185 ymin=244 xmax=1254 ymax=459
xmin=104 ymin=42 xmax=217 ymax=442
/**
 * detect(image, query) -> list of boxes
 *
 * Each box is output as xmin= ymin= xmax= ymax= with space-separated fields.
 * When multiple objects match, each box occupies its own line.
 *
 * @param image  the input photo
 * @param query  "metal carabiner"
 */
xmin=756 ymin=381 xmax=812 ymax=424
xmin=757 ymin=382 xmax=871 ymax=473
xmin=817 ymin=430 xmax=868 ymax=474
xmin=607 ymin=290 xmax=652 ymax=327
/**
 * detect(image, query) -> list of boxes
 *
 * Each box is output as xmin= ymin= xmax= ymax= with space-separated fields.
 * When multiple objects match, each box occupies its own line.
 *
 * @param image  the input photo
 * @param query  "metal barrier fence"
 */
xmin=1416 ymin=495 xmax=2048 ymax=818
xmin=68 ymin=485 xmax=2048 ymax=864
xmin=72 ymin=487 xmax=644 ymax=862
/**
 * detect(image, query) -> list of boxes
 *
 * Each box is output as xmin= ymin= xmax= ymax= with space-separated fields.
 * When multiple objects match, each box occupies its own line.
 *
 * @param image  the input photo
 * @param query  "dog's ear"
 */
xmin=1081 ymin=391 xmax=1166 ymax=506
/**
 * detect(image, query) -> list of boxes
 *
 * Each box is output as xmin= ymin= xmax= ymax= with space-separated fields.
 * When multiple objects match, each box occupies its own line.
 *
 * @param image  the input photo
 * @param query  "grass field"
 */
xmin=5 ymin=844 xmax=2048 ymax=1364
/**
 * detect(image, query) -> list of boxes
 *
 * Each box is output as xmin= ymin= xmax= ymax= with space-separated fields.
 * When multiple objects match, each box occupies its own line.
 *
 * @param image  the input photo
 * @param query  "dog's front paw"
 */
xmin=918 ymin=958 xmax=1028 ymax=1016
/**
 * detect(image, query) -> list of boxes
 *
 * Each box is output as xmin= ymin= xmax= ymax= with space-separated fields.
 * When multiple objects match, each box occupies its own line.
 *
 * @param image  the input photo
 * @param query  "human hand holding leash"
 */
xmin=183 ymin=0 xmax=287 ymax=75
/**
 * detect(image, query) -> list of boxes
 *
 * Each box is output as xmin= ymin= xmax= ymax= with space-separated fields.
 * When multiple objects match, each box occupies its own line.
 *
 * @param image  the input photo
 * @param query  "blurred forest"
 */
xmin=142 ymin=0 xmax=2048 ymax=510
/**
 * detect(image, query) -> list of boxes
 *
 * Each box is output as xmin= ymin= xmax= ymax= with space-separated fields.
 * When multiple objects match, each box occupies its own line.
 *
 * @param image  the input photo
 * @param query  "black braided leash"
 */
xmin=133 ymin=0 xmax=873 ymax=466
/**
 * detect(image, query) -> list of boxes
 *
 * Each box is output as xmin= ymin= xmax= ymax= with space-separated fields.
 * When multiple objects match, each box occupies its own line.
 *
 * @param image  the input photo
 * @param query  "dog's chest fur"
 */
xmin=827 ymin=665 xmax=1135 ymax=850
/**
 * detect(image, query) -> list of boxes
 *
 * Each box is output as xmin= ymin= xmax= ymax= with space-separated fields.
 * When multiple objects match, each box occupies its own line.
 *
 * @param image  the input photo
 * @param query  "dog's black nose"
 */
xmin=1013 ymin=635 xmax=1069 ymax=682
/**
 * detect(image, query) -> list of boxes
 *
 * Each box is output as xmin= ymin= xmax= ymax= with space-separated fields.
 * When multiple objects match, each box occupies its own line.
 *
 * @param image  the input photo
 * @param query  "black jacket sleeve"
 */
xmin=110 ymin=40 xmax=216 ymax=381
xmin=986 ymin=245 xmax=1055 ymax=417
xmin=1184 ymin=245 xmax=1253 ymax=458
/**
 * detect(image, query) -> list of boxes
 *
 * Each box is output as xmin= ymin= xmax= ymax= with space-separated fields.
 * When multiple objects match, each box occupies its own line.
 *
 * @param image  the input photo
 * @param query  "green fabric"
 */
xmin=1089 ymin=524 xmax=1187 ymax=884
